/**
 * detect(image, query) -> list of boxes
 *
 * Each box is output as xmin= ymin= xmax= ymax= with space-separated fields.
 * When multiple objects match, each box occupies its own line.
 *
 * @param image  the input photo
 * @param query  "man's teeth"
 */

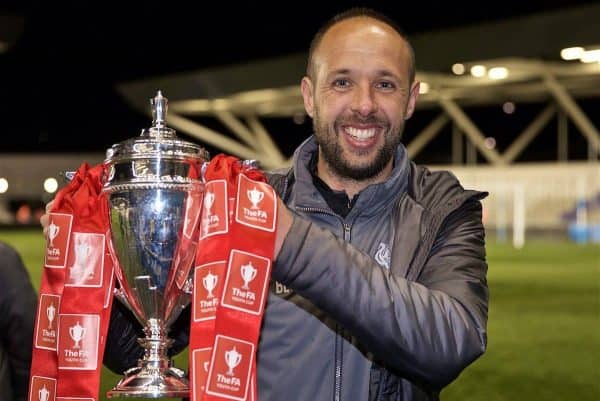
xmin=345 ymin=127 xmax=376 ymax=140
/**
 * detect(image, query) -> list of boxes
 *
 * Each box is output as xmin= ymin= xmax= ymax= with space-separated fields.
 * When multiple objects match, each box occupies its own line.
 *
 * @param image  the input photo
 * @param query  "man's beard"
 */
xmin=313 ymin=112 xmax=404 ymax=181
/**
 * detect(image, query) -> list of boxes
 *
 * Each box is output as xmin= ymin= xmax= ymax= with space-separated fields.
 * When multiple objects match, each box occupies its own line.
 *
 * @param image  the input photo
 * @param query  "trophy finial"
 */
xmin=151 ymin=90 xmax=168 ymax=128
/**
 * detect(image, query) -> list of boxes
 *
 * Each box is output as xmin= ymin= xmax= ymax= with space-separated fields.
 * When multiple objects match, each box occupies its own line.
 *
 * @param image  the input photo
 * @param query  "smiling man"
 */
xmin=41 ymin=7 xmax=490 ymax=401
xmin=265 ymin=9 xmax=489 ymax=401
xmin=301 ymin=14 xmax=419 ymax=198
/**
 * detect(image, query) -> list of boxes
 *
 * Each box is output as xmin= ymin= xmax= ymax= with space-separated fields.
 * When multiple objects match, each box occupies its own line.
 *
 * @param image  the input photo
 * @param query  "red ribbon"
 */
xmin=29 ymin=163 xmax=115 ymax=401
xmin=29 ymin=155 xmax=275 ymax=401
xmin=190 ymin=155 xmax=277 ymax=401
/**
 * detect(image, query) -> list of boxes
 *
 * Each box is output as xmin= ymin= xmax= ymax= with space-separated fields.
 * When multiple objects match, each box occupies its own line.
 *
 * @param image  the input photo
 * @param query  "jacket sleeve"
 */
xmin=0 ymin=242 xmax=38 ymax=401
xmin=272 ymin=198 xmax=488 ymax=390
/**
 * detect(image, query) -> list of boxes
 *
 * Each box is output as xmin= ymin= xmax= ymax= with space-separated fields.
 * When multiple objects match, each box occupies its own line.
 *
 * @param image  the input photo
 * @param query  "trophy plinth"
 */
xmin=104 ymin=91 xmax=209 ymax=398
xmin=107 ymin=320 xmax=187 ymax=398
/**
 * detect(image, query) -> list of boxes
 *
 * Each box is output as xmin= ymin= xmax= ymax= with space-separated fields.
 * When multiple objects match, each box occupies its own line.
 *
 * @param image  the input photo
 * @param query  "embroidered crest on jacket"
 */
xmin=375 ymin=243 xmax=391 ymax=269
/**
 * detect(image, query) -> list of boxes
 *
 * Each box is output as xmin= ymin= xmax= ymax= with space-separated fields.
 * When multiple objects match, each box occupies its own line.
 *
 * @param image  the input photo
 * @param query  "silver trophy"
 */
xmin=103 ymin=91 xmax=209 ymax=398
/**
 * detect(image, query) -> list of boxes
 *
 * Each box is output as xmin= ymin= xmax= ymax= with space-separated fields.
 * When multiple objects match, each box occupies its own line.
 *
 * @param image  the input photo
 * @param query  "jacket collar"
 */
xmin=290 ymin=135 xmax=410 ymax=218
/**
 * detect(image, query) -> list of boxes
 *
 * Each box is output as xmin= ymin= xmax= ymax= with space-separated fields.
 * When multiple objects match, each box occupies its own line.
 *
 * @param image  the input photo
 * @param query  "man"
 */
xmin=44 ymin=7 xmax=489 ymax=401
xmin=0 ymin=241 xmax=38 ymax=401
xmin=262 ymin=9 xmax=488 ymax=400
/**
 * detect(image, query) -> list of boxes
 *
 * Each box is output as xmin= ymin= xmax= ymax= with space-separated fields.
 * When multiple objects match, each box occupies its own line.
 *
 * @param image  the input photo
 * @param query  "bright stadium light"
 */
xmin=580 ymin=49 xmax=600 ymax=63
xmin=560 ymin=46 xmax=584 ymax=60
xmin=419 ymin=82 xmax=430 ymax=94
xmin=470 ymin=65 xmax=486 ymax=77
xmin=488 ymin=67 xmax=509 ymax=80
xmin=503 ymin=101 xmax=516 ymax=114
xmin=44 ymin=177 xmax=58 ymax=194
xmin=0 ymin=178 xmax=7 ymax=193
xmin=452 ymin=63 xmax=465 ymax=75
xmin=484 ymin=137 xmax=497 ymax=149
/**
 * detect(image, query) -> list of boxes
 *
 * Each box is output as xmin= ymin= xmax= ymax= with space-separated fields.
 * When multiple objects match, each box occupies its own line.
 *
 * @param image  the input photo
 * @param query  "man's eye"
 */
xmin=377 ymin=81 xmax=396 ymax=90
xmin=333 ymin=79 xmax=350 ymax=88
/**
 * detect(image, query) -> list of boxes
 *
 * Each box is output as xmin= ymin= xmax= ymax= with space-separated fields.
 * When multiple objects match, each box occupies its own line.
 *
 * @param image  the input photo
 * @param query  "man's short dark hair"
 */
xmin=306 ymin=7 xmax=416 ymax=84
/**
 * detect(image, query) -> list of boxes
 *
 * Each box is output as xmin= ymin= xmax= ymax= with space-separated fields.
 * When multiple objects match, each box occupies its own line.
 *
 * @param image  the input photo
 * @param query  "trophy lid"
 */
xmin=105 ymin=91 xmax=209 ymax=163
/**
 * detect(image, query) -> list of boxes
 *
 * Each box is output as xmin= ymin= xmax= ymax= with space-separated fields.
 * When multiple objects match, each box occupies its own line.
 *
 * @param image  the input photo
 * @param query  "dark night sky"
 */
xmin=0 ymin=0 xmax=596 ymax=163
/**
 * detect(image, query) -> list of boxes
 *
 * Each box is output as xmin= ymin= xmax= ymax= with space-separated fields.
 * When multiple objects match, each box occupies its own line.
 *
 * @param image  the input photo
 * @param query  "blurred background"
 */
xmin=0 ymin=1 xmax=598 ymax=400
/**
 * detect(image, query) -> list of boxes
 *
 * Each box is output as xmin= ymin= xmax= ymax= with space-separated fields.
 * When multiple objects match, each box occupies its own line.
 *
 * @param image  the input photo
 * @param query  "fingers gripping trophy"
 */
xmin=103 ymin=91 xmax=209 ymax=397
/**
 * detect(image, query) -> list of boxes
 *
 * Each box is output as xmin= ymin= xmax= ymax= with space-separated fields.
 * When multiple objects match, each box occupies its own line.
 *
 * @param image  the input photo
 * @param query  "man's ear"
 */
xmin=405 ymin=81 xmax=420 ymax=120
xmin=301 ymin=76 xmax=315 ymax=118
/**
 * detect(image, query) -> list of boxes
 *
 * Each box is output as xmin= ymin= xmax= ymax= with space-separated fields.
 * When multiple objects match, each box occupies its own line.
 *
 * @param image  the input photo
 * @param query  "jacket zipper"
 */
xmin=335 ymin=222 xmax=351 ymax=401
xmin=297 ymin=206 xmax=349 ymax=401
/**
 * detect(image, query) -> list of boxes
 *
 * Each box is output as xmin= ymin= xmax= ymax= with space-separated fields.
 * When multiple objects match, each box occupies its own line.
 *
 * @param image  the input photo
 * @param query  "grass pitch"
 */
xmin=1 ymin=229 xmax=598 ymax=401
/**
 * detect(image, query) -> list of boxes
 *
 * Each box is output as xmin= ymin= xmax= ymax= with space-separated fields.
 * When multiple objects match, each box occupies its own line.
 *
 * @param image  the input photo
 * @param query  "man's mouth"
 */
xmin=344 ymin=126 xmax=377 ymax=141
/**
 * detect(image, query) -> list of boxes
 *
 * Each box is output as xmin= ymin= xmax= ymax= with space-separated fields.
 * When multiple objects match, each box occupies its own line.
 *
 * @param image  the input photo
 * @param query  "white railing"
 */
xmin=432 ymin=162 xmax=600 ymax=246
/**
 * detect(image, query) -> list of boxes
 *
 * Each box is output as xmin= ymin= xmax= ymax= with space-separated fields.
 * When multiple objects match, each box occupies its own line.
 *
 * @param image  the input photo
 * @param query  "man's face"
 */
xmin=301 ymin=17 xmax=419 ymax=181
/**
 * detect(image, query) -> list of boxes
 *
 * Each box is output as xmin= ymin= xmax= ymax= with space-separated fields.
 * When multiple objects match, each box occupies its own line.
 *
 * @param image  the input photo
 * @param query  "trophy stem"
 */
xmin=107 ymin=319 xmax=189 ymax=398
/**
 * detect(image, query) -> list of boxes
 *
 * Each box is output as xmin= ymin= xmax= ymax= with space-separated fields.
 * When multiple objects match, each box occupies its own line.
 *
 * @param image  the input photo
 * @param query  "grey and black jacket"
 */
xmin=0 ymin=241 xmax=37 ymax=401
xmin=104 ymin=136 xmax=489 ymax=401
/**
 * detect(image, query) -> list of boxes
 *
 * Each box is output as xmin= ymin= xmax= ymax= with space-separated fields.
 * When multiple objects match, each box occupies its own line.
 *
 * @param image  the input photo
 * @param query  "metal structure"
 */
xmin=413 ymin=59 xmax=600 ymax=164
xmin=115 ymin=4 xmax=600 ymax=169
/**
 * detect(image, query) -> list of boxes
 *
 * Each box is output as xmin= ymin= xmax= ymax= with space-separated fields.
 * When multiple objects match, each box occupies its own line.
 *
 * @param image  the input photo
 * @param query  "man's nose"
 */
xmin=351 ymin=85 xmax=378 ymax=117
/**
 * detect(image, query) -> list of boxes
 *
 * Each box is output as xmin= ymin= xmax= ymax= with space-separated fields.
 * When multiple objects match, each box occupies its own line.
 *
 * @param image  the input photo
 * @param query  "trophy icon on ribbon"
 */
xmin=69 ymin=237 xmax=93 ymax=283
xmin=38 ymin=385 xmax=50 ymax=401
xmin=240 ymin=262 xmax=257 ymax=290
xmin=202 ymin=271 xmax=218 ymax=299
xmin=247 ymin=187 xmax=264 ymax=209
xmin=46 ymin=303 xmax=56 ymax=330
xmin=76 ymin=240 xmax=91 ymax=271
xmin=204 ymin=191 xmax=215 ymax=215
xmin=69 ymin=321 xmax=86 ymax=349
xmin=48 ymin=221 xmax=60 ymax=247
xmin=225 ymin=347 xmax=242 ymax=376
xmin=75 ymin=241 xmax=91 ymax=266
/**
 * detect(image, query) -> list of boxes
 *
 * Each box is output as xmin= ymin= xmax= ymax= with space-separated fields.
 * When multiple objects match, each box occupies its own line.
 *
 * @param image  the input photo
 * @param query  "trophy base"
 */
xmin=106 ymin=366 xmax=189 ymax=398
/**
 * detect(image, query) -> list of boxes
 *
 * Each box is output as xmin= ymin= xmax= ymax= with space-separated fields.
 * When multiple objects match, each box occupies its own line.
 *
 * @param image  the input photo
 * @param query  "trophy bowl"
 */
xmin=103 ymin=91 xmax=209 ymax=398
